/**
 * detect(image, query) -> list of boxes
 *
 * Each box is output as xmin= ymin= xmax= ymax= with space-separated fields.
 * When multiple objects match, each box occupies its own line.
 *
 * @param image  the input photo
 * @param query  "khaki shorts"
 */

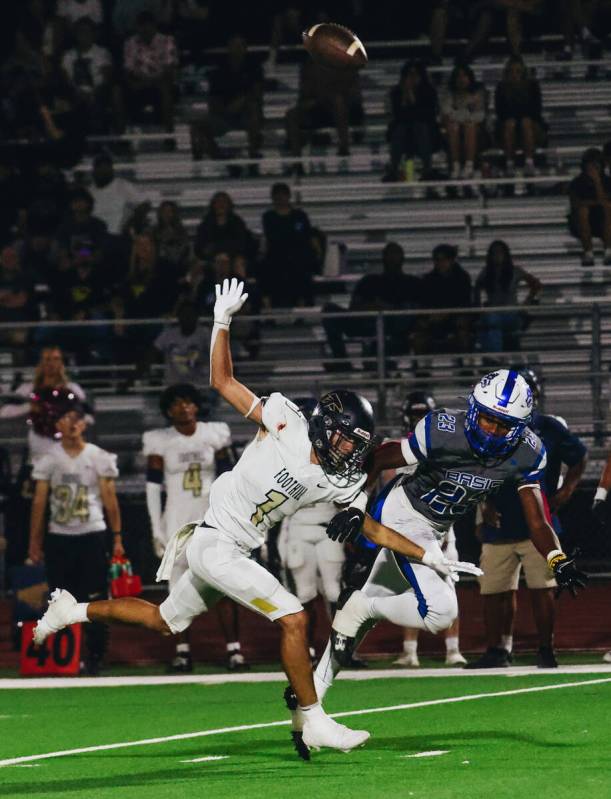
xmin=479 ymin=538 xmax=558 ymax=594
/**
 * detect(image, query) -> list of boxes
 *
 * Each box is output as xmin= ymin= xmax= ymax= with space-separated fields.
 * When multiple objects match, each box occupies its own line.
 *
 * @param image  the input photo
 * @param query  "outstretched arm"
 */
xmin=210 ymin=278 xmax=263 ymax=424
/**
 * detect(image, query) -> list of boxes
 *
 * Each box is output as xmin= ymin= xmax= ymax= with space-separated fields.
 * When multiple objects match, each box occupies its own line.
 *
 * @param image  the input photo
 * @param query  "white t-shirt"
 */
xmin=32 ymin=443 xmax=119 ymax=535
xmin=89 ymin=177 xmax=142 ymax=235
xmin=62 ymin=45 xmax=111 ymax=91
xmin=204 ymin=393 xmax=366 ymax=550
xmin=143 ymin=421 xmax=231 ymax=537
xmin=57 ymin=0 xmax=103 ymax=24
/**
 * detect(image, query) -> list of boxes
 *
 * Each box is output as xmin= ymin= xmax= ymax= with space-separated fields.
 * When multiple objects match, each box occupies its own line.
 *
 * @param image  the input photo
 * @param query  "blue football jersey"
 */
xmin=399 ymin=407 xmax=547 ymax=530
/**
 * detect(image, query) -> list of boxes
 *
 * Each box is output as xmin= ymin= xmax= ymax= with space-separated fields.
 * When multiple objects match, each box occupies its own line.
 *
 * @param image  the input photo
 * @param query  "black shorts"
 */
xmin=44 ymin=530 xmax=109 ymax=602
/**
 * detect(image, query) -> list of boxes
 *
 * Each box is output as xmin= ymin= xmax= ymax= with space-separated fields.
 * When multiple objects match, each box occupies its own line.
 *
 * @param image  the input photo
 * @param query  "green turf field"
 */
xmin=1 ymin=672 xmax=610 ymax=799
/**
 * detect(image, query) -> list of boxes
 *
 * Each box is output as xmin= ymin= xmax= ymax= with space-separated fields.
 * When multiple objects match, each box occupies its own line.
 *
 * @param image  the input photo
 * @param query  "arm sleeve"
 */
xmin=146 ymin=482 xmax=163 ymax=540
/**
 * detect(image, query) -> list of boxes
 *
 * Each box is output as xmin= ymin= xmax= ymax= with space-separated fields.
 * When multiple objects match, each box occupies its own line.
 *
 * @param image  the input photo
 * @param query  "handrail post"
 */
xmin=591 ymin=302 xmax=604 ymax=445
xmin=376 ymin=311 xmax=387 ymax=423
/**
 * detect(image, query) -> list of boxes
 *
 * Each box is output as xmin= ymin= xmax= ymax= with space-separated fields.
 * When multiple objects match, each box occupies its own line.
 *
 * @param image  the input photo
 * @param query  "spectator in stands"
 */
xmin=475 ymin=240 xmax=542 ymax=353
xmin=88 ymin=152 xmax=150 ymax=237
xmin=463 ymin=0 xmax=544 ymax=61
xmin=260 ymin=182 xmax=320 ymax=308
xmin=603 ymin=139 xmax=611 ymax=177
xmin=429 ymin=1 xmax=471 ymax=64
xmin=568 ymin=147 xmax=611 ymax=266
xmin=0 ymin=345 xmax=89 ymax=464
xmin=54 ymin=187 xmax=107 ymax=279
xmin=196 ymin=251 xmax=262 ymax=359
xmin=322 ymin=241 xmax=422 ymax=371
xmin=384 ymin=60 xmax=439 ymax=182
xmin=175 ymin=1 xmax=211 ymax=63
xmin=441 ymin=62 xmax=487 ymax=180
xmin=149 ymin=299 xmax=209 ymax=387
xmin=153 ymin=200 xmax=194 ymax=285
xmin=495 ymin=55 xmax=546 ymax=177
xmin=123 ymin=11 xmax=177 ymax=139
xmin=285 ymin=58 xmax=365 ymax=161
xmin=0 ymin=245 xmax=35 ymax=357
xmin=413 ymin=243 xmax=473 ymax=354
xmin=56 ymin=0 xmax=103 ymax=31
xmin=557 ymin=0 xmax=602 ymax=60
xmin=61 ymin=17 xmax=124 ymax=135
xmin=194 ymin=191 xmax=257 ymax=265
xmin=189 ymin=34 xmax=264 ymax=161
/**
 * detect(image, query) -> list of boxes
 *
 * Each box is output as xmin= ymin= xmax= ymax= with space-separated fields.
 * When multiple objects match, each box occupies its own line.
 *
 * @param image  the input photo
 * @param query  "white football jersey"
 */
xmin=143 ymin=421 xmax=231 ymax=537
xmin=204 ymin=393 xmax=366 ymax=549
xmin=32 ymin=443 xmax=119 ymax=535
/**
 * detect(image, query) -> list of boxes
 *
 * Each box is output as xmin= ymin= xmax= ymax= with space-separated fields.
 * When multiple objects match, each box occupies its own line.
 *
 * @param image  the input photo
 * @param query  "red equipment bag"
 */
xmin=109 ymin=557 xmax=142 ymax=598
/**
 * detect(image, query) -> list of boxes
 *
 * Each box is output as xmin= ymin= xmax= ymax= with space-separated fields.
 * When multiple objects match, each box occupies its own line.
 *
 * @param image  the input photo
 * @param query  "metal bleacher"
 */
xmin=4 ymin=40 xmax=611 ymax=487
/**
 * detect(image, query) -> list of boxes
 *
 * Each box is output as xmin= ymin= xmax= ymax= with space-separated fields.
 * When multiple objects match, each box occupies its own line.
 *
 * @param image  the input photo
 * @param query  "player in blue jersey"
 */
xmin=468 ymin=367 xmax=587 ymax=669
xmin=308 ymin=369 xmax=587 ymax=704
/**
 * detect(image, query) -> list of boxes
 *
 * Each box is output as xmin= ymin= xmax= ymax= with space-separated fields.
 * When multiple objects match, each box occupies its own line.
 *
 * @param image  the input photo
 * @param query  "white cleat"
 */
xmin=603 ymin=650 xmax=611 ymax=663
xmin=33 ymin=589 xmax=77 ymax=645
xmin=302 ymin=713 xmax=370 ymax=753
xmin=393 ymin=652 xmax=420 ymax=667
xmin=445 ymin=651 xmax=467 ymax=666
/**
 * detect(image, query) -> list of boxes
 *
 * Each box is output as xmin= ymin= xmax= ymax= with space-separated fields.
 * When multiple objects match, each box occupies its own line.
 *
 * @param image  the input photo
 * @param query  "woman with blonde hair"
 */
xmin=0 ymin=346 xmax=88 ymax=463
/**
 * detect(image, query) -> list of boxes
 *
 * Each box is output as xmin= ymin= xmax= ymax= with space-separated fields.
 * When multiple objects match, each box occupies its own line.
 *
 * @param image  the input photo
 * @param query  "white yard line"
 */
xmin=1 ymin=675 xmax=610 ymax=768
xmin=401 ymin=750 xmax=449 ymax=758
xmin=1 ymin=663 xmax=611 ymax=690
xmin=180 ymin=755 xmax=229 ymax=763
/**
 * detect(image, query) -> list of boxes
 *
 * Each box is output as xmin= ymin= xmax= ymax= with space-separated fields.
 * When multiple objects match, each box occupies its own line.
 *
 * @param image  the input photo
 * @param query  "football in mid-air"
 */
xmin=302 ymin=22 xmax=368 ymax=70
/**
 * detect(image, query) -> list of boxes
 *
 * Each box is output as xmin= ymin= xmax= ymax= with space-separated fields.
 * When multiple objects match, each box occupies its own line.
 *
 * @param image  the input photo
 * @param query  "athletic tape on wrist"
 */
xmin=546 ymin=548 xmax=565 ymax=568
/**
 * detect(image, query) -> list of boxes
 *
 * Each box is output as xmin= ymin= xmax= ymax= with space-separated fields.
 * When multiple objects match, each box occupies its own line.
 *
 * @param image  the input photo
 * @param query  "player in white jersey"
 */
xmin=393 ymin=391 xmax=466 ymax=667
xmin=144 ymin=382 xmax=246 ymax=671
xmin=280 ymin=398 xmax=345 ymax=665
xmin=27 ymin=397 xmax=123 ymax=674
xmin=34 ymin=279 xmax=470 ymax=756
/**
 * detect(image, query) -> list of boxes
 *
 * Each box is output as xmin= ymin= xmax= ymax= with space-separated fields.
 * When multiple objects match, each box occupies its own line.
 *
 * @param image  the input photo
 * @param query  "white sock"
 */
xmin=403 ymin=639 xmax=418 ymax=656
xmin=506 ymin=159 xmax=515 ymax=171
xmin=604 ymin=248 xmax=611 ymax=258
xmin=501 ymin=635 xmax=513 ymax=653
xmin=463 ymin=160 xmax=474 ymax=177
xmin=333 ymin=591 xmax=373 ymax=638
xmin=445 ymin=636 xmax=460 ymax=654
xmin=525 ymin=157 xmax=534 ymax=168
xmin=300 ymin=701 xmax=325 ymax=718
xmin=176 ymin=643 xmax=190 ymax=654
xmin=226 ymin=641 xmax=241 ymax=652
xmin=451 ymin=163 xmax=460 ymax=179
xmin=72 ymin=603 xmax=90 ymax=624
xmin=309 ymin=647 xmax=316 ymax=659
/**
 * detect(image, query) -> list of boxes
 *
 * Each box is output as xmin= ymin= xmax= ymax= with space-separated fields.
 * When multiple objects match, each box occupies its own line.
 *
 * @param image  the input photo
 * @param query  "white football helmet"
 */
xmin=465 ymin=369 xmax=533 ymax=459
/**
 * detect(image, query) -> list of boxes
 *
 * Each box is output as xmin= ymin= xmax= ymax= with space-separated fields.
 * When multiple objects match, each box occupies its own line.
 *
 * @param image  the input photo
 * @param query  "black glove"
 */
xmin=327 ymin=508 xmax=365 ymax=543
xmin=592 ymin=498 xmax=607 ymax=527
xmin=551 ymin=554 xmax=588 ymax=598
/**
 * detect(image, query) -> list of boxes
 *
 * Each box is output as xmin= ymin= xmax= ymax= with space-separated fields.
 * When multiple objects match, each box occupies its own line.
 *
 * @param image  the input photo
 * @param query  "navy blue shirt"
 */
xmin=481 ymin=412 xmax=587 ymax=542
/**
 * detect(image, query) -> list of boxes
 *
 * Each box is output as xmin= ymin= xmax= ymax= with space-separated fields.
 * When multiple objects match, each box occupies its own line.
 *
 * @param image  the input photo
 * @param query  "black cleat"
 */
xmin=464 ymin=647 xmax=510 ymax=669
xmin=331 ymin=629 xmax=356 ymax=668
xmin=284 ymin=686 xmax=310 ymax=761
xmin=537 ymin=646 xmax=558 ymax=668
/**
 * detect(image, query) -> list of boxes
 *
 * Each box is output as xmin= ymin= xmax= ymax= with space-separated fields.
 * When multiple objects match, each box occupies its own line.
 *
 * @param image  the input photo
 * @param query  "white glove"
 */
xmin=153 ymin=536 xmax=166 ymax=559
xmin=422 ymin=550 xmax=483 ymax=582
xmin=214 ymin=277 xmax=249 ymax=327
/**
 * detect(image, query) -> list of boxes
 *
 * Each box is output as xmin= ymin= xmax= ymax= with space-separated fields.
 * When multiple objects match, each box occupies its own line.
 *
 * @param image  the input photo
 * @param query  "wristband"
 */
xmin=546 ymin=548 xmax=565 ymax=569
xmin=595 ymin=487 xmax=608 ymax=502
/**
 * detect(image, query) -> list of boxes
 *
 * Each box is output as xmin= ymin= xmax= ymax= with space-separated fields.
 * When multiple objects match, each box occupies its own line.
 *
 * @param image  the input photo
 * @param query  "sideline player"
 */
xmin=27 ymin=396 xmax=124 ymax=674
xmin=392 ymin=391 xmax=466 ymax=667
xmin=591 ymin=448 xmax=611 ymax=662
xmin=311 ymin=370 xmax=588 ymax=707
xmin=143 ymin=383 xmax=246 ymax=671
xmin=35 ymin=280 xmax=471 ymax=754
